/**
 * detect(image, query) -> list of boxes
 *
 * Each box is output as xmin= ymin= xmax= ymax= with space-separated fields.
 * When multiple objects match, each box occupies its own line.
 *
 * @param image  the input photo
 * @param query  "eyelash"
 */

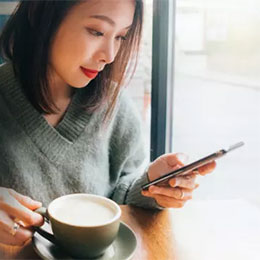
xmin=87 ymin=28 xmax=127 ymax=41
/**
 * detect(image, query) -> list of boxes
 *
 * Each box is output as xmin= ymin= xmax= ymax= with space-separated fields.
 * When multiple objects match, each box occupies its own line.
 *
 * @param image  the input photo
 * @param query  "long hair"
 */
xmin=0 ymin=0 xmax=143 ymax=121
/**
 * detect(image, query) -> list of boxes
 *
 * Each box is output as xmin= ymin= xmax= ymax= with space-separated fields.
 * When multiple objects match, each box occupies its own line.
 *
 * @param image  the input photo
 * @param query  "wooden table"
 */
xmin=0 ymin=205 xmax=176 ymax=260
xmin=1 ymin=200 xmax=260 ymax=260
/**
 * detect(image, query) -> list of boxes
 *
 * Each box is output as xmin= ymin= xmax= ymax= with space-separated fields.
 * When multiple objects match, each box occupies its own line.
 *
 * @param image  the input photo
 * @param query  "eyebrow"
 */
xmin=89 ymin=15 xmax=132 ymax=29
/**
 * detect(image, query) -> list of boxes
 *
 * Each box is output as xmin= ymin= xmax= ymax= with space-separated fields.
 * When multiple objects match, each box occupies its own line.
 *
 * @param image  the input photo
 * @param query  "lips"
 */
xmin=80 ymin=67 xmax=99 ymax=79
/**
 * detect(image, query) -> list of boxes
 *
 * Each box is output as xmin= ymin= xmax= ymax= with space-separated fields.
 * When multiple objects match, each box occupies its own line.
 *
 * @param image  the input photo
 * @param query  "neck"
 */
xmin=50 ymin=84 xmax=73 ymax=104
xmin=47 ymin=68 xmax=74 ymax=109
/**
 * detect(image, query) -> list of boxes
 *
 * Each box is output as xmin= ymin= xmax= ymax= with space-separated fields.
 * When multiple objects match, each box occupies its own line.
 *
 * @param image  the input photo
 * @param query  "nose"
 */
xmin=96 ymin=39 xmax=117 ymax=65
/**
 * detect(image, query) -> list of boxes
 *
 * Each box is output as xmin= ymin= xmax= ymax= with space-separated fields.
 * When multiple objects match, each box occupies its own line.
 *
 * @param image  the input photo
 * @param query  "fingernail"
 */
xmin=142 ymin=191 xmax=148 ymax=196
xmin=170 ymin=178 xmax=179 ymax=187
xmin=28 ymin=196 xmax=42 ymax=206
xmin=34 ymin=212 xmax=43 ymax=222
xmin=33 ymin=200 xmax=42 ymax=207
xmin=150 ymin=186 xmax=160 ymax=194
xmin=192 ymin=170 xmax=200 ymax=175
xmin=23 ymin=228 xmax=34 ymax=238
xmin=176 ymin=153 xmax=189 ymax=164
xmin=194 ymin=183 xmax=200 ymax=189
xmin=36 ymin=201 xmax=42 ymax=207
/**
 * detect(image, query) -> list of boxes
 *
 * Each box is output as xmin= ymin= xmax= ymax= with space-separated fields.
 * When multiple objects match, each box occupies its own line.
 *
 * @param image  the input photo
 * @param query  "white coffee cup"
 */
xmin=35 ymin=193 xmax=121 ymax=258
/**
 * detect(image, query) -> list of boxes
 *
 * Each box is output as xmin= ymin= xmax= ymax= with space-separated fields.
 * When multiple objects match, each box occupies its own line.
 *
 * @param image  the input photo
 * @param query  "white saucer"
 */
xmin=32 ymin=221 xmax=137 ymax=260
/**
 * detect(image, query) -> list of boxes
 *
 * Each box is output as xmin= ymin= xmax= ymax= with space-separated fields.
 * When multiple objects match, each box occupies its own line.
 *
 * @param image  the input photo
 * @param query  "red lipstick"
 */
xmin=80 ymin=67 xmax=99 ymax=79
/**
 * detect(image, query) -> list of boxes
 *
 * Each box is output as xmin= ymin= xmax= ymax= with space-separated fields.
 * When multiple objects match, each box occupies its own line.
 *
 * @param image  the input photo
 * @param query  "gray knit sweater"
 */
xmin=0 ymin=62 xmax=160 ymax=209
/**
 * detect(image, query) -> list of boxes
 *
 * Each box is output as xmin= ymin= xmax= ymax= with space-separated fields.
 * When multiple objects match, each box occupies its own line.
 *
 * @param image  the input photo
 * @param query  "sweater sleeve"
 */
xmin=110 ymin=93 xmax=163 ymax=210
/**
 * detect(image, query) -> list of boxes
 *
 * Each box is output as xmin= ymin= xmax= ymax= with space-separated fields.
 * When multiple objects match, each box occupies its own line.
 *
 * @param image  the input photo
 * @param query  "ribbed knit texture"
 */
xmin=0 ymin=62 xmax=161 ymax=209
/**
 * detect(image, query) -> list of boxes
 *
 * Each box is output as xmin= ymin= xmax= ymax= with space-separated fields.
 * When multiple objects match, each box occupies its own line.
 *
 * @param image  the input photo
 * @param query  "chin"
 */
xmin=70 ymin=80 xmax=91 ymax=88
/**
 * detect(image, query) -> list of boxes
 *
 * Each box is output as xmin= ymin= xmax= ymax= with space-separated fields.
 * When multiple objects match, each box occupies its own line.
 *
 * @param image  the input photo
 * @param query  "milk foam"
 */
xmin=51 ymin=198 xmax=116 ymax=226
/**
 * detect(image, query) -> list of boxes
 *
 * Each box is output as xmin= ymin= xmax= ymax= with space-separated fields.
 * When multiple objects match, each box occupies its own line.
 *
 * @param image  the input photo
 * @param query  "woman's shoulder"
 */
xmin=0 ymin=62 xmax=16 ymax=89
xmin=109 ymin=89 xmax=142 ymax=143
xmin=0 ymin=62 xmax=13 ymax=76
xmin=0 ymin=62 xmax=11 ymax=101
xmin=115 ymin=90 xmax=141 ymax=125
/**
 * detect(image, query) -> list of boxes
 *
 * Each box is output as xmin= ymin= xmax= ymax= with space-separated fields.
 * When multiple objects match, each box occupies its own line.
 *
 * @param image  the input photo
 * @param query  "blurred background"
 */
xmin=172 ymin=0 xmax=260 ymax=206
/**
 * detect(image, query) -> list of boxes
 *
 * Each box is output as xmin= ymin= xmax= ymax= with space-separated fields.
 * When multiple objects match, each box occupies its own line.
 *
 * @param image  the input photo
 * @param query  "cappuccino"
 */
xmin=50 ymin=197 xmax=116 ymax=226
xmin=36 ymin=194 xmax=121 ymax=258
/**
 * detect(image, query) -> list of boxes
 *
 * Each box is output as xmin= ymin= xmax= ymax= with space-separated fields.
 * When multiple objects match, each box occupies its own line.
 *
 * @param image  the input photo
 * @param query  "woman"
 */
xmin=0 ymin=0 xmax=215 ymax=246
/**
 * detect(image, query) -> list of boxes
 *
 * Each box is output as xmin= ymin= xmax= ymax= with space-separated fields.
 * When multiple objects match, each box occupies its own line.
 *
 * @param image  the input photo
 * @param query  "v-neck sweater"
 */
xmin=0 ymin=62 xmax=160 ymax=209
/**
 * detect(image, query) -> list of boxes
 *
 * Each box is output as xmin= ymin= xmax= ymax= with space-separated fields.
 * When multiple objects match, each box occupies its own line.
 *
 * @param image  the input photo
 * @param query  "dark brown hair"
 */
xmin=0 ymin=0 xmax=143 ymax=120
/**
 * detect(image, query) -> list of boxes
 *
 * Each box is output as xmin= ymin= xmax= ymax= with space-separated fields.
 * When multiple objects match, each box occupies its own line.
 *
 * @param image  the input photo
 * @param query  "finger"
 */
xmin=169 ymin=174 xmax=197 ymax=189
xmin=0 ymin=225 xmax=33 ymax=246
xmin=8 ymin=189 xmax=42 ymax=210
xmin=198 ymin=161 xmax=216 ymax=176
xmin=151 ymin=194 xmax=187 ymax=208
xmin=165 ymin=153 xmax=188 ymax=168
xmin=147 ymin=186 xmax=192 ymax=200
xmin=0 ymin=209 xmax=16 ymax=234
xmin=0 ymin=192 xmax=43 ymax=227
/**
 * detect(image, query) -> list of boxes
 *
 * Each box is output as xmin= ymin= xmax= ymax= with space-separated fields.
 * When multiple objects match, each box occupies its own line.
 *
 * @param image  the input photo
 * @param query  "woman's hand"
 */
xmin=142 ymin=153 xmax=216 ymax=208
xmin=0 ymin=187 xmax=43 ymax=246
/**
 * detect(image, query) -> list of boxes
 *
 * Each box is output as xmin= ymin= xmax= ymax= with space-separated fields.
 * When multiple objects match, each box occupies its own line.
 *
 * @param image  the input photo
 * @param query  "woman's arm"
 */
xmin=109 ymin=93 xmax=216 ymax=209
xmin=109 ymin=93 xmax=162 ymax=209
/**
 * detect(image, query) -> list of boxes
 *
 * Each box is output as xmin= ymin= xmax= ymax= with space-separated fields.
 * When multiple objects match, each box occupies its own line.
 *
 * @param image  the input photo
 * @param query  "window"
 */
xmin=172 ymin=0 xmax=260 ymax=206
xmin=0 ymin=1 xmax=18 ymax=64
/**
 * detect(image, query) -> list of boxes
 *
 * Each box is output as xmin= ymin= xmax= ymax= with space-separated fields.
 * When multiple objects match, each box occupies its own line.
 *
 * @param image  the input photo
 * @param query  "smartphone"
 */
xmin=141 ymin=141 xmax=245 ymax=190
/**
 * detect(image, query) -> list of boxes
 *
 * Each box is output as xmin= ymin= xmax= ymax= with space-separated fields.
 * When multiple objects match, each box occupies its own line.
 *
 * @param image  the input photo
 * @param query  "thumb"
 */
xmin=166 ymin=153 xmax=189 ymax=168
xmin=8 ymin=189 xmax=42 ymax=210
xmin=175 ymin=153 xmax=189 ymax=165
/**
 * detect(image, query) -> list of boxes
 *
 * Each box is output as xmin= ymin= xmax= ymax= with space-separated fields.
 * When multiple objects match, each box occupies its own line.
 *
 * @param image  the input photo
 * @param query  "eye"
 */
xmin=86 ymin=28 xmax=104 ymax=37
xmin=116 ymin=30 xmax=130 ymax=42
xmin=116 ymin=35 xmax=127 ymax=42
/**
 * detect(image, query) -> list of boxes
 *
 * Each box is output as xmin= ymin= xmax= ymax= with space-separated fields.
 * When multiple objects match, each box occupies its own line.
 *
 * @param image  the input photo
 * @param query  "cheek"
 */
xmin=50 ymin=29 xmax=90 ymax=69
xmin=113 ymin=42 xmax=121 ymax=58
xmin=49 ymin=39 xmax=90 ymax=87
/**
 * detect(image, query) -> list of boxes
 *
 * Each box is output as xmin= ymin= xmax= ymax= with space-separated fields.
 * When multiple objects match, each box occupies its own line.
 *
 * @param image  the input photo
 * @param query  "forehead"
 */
xmin=68 ymin=0 xmax=136 ymax=26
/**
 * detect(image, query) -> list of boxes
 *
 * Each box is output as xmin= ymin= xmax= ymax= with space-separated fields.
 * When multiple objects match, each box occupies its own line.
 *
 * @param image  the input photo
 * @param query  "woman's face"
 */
xmin=49 ymin=0 xmax=135 ymax=90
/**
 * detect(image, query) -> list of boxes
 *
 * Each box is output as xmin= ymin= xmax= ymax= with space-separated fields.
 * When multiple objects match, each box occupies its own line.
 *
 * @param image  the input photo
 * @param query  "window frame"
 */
xmin=150 ymin=0 xmax=175 ymax=160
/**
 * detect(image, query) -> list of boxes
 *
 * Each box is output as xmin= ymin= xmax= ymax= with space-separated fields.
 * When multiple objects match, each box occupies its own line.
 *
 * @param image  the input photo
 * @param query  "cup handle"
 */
xmin=34 ymin=207 xmax=57 ymax=244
